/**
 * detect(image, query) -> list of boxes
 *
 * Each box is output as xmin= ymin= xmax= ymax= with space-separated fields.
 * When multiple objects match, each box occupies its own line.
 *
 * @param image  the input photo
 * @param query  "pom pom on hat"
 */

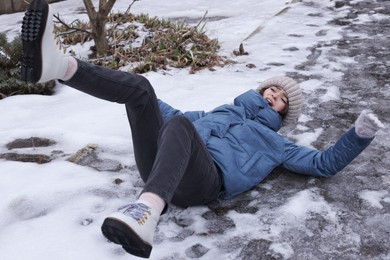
xmin=257 ymin=76 xmax=303 ymax=125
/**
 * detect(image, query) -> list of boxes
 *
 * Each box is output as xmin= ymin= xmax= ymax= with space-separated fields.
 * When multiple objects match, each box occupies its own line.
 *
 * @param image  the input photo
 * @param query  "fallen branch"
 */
xmin=243 ymin=0 xmax=300 ymax=42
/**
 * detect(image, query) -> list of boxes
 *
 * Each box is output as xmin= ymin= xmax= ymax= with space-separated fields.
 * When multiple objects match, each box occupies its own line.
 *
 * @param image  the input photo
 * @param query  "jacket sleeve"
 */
xmin=158 ymin=99 xmax=207 ymax=123
xmin=282 ymin=127 xmax=373 ymax=177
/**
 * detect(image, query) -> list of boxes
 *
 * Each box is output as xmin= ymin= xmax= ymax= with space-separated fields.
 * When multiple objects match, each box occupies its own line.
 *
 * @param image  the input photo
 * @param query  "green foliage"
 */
xmin=0 ymin=33 xmax=55 ymax=100
xmin=0 ymin=68 xmax=55 ymax=99
xmin=0 ymin=33 xmax=22 ymax=69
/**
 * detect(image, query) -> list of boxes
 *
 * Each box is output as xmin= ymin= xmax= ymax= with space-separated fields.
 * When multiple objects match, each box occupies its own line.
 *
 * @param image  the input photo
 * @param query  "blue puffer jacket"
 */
xmin=158 ymin=90 xmax=373 ymax=199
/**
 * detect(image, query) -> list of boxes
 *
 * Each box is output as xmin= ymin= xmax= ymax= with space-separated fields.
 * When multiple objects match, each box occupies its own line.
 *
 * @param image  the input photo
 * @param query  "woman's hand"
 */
xmin=355 ymin=110 xmax=384 ymax=138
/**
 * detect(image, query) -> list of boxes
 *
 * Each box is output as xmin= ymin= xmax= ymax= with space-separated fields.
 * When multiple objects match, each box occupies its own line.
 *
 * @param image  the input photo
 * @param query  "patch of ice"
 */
xmin=359 ymin=190 xmax=387 ymax=209
xmin=278 ymin=188 xmax=336 ymax=221
xmin=319 ymin=84 xmax=340 ymax=103
xmin=289 ymin=128 xmax=323 ymax=147
xmin=269 ymin=242 xmax=294 ymax=259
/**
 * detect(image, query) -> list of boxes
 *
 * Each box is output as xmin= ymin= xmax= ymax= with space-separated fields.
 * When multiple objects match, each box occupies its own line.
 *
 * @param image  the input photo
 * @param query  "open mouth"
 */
xmin=266 ymin=98 xmax=273 ymax=106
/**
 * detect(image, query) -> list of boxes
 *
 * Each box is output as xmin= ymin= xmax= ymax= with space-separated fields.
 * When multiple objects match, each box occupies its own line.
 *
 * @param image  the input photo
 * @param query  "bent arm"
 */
xmin=282 ymin=128 xmax=373 ymax=177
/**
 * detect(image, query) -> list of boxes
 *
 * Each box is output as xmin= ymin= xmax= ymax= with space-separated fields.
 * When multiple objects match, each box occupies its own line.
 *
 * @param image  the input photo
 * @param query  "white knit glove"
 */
xmin=355 ymin=110 xmax=384 ymax=138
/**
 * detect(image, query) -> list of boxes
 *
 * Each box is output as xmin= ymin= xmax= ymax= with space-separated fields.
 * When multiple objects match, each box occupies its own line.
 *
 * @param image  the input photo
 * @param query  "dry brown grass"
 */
xmin=54 ymin=12 xmax=230 ymax=73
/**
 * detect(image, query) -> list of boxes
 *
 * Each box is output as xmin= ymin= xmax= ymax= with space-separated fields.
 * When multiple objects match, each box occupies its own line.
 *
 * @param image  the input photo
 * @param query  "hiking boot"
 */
xmin=101 ymin=202 xmax=159 ymax=258
xmin=21 ymin=0 xmax=69 ymax=83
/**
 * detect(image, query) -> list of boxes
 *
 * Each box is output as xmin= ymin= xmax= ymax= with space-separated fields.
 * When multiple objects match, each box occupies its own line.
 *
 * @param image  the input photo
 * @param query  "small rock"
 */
xmin=335 ymin=1 xmax=346 ymax=9
xmin=0 ymin=153 xmax=52 ymax=164
xmin=315 ymin=29 xmax=328 ymax=36
xmin=266 ymin=62 xmax=285 ymax=67
xmin=114 ymin=178 xmax=124 ymax=185
xmin=283 ymin=47 xmax=299 ymax=52
xmin=288 ymin=34 xmax=304 ymax=38
xmin=308 ymin=13 xmax=323 ymax=17
xmin=89 ymin=158 xmax=122 ymax=172
xmin=6 ymin=137 xmax=56 ymax=150
xmin=51 ymin=150 xmax=64 ymax=156
xmin=66 ymin=144 xmax=98 ymax=164
xmin=259 ymin=67 xmax=271 ymax=71
xmin=66 ymin=144 xmax=122 ymax=172
xmin=185 ymin=243 xmax=209 ymax=258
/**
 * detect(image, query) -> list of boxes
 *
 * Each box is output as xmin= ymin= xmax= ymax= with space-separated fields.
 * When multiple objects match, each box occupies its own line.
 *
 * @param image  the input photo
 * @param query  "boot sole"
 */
xmin=21 ymin=0 xmax=48 ymax=83
xmin=101 ymin=217 xmax=152 ymax=258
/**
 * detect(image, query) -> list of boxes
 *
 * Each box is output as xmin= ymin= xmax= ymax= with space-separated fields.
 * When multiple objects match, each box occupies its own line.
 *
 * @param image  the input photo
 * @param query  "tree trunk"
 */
xmin=83 ymin=0 xmax=116 ymax=56
xmin=90 ymin=14 xmax=110 ymax=55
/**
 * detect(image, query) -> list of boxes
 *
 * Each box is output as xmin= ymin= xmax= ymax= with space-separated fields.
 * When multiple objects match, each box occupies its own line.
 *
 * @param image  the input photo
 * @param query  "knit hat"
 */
xmin=257 ymin=76 xmax=303 ymax=125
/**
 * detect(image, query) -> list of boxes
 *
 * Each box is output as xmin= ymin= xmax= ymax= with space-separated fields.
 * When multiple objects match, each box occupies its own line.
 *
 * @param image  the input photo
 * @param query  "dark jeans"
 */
xmin=63 ymin=59 xmax=222 ymax=208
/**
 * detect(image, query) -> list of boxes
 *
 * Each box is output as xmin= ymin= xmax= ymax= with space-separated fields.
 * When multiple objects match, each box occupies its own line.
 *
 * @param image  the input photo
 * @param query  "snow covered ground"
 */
xmin=0 ymin=0 xmax=389 ymax=259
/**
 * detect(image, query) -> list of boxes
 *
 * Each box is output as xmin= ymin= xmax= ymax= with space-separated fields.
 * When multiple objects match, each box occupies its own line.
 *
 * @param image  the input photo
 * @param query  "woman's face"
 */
xmin=262 ymin=86 xmax=288 ymax=113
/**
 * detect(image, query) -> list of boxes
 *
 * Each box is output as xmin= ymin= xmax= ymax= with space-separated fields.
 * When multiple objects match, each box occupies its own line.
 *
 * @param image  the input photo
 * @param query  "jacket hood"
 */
xmin=234 ymin=90 xmax=282 ymax=131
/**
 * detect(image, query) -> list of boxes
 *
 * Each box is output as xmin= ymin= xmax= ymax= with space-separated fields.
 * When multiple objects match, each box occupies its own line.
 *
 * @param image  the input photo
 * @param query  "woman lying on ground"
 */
xmin=20 ymin=0 xmax=384 ymax=258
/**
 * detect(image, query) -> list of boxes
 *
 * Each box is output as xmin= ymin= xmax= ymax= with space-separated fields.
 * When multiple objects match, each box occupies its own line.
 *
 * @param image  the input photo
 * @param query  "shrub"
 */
xmin=0 ymin=33 xmax=55 ymax=100
xmin=54 ymin=12 xmax=229 ymax=74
